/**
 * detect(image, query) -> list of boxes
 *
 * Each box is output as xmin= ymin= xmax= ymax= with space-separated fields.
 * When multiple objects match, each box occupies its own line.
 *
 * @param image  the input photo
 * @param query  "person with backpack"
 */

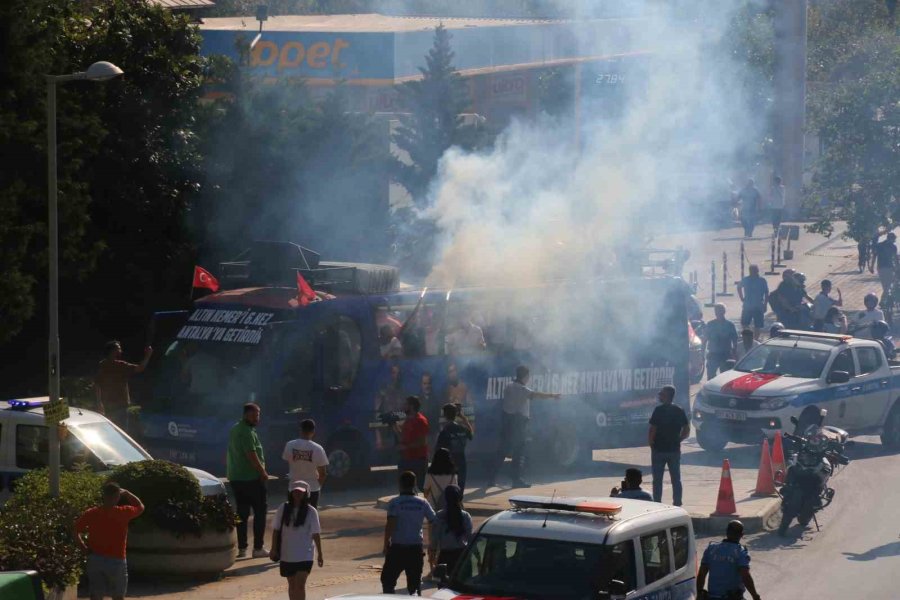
xmin=429 ymin=485 xmax=473 ymax=574
xmin=270 ymin=481 xmax=324 ymax=600
xmin=423 ymin=448 xmax=459 ymax=512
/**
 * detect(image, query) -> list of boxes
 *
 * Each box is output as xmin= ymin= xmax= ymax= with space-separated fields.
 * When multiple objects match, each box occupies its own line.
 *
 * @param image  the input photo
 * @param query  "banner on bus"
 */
xmin=175 ymin=308 xmax=276 ymax=345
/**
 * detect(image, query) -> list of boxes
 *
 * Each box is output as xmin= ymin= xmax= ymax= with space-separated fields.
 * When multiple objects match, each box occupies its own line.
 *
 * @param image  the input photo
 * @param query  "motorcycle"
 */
xmin=777 ymin=412 xmax=850 ymax=536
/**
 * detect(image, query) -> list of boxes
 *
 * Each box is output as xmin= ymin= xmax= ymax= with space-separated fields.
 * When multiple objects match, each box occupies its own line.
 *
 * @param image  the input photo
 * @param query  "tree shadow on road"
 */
xmin=843 ymin=541 xmax=900 ymax=561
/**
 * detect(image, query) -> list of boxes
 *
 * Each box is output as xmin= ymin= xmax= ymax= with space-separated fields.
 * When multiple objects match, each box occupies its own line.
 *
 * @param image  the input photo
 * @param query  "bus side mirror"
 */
xmin=433 ymin=563 xmax=448 ymax=587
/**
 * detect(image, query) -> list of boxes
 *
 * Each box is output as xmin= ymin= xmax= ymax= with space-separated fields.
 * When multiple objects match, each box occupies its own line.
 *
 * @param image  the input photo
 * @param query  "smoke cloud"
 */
xmin=421 ymin=1 xmax=767 ymax=290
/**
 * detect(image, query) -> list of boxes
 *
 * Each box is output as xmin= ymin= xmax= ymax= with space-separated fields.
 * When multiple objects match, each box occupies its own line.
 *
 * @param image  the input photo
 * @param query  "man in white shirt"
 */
xmin=282 ymin=419 xmax=329 ymax=507
xmin=446 ymin=318 xmax=486 ymax=355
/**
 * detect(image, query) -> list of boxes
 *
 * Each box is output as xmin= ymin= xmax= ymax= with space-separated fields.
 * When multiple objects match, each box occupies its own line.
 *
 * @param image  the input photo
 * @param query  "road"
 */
xmin=742 ymin=435 xmax=900 ymax=598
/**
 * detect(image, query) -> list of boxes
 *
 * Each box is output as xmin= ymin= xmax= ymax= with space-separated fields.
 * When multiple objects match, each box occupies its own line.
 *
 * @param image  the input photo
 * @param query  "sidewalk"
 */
xmin=376 ymin=441 xmax=782 ymax=534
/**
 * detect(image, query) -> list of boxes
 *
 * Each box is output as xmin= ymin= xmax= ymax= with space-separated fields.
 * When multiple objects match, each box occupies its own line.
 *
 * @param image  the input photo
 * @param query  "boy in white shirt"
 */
xmin=283 ymin=419 xmax=329 ymax=507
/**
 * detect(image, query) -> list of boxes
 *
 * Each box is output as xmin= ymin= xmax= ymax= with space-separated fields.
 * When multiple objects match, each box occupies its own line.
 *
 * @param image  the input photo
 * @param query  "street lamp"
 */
xmin=46 ymin=61 xmax=123 ymax=497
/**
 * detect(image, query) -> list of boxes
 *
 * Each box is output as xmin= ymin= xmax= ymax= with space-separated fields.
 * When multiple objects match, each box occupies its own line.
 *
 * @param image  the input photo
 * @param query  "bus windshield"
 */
xmin=734 ymin=345 xmax=830 ymax=379
xmin=450 ymin=534 xmax=625 ymax=599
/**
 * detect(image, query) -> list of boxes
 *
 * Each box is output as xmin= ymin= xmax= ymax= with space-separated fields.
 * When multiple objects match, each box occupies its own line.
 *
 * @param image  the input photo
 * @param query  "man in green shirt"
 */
xmin=227 ymin=402 xmax=270 ymax=558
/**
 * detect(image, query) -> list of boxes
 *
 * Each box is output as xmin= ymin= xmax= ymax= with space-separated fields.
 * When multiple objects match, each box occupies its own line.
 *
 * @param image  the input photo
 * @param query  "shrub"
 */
xmin=110 ymin=460 xmax=235 ymax=536
xmin=0 ymin=468 xmax=104 ymax=590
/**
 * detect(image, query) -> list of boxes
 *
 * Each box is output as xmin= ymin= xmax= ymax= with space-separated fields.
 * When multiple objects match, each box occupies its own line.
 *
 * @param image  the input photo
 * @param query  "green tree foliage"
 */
xmin=805 ymin=0 xmax=900 ymax=240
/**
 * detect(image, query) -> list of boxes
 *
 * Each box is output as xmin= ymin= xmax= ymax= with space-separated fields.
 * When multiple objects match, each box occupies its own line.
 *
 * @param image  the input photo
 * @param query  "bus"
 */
xmin=136 ymin=242 xmax=690 ymax=484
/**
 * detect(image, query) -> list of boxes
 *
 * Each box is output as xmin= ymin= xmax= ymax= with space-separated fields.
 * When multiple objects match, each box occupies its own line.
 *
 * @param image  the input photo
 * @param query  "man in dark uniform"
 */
xmin=697 ymin=520 xmax=762 ymax=600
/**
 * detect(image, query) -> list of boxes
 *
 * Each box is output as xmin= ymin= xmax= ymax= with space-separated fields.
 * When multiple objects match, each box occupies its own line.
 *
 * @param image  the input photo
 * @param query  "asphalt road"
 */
xmin=739 ymin=435 xmax=900 ymax=599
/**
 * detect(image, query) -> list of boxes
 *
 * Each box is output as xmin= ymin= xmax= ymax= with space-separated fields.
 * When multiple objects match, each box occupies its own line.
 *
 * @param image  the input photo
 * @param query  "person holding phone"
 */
xmin=610 ymin=468 xmax=652 ymax=501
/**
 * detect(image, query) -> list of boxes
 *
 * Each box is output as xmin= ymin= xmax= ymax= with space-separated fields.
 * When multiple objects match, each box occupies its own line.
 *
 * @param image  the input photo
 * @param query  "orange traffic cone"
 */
xmin=713 ymin=459 xmax=737 ymax=515
xmin=771 ymin=432 xmax=786 ymax=484
xmin=753 ymin=438 xmax=777 ymax=496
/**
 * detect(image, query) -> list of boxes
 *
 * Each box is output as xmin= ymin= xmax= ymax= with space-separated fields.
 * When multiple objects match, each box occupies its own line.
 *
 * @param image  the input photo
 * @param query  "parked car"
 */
xmin=0 ymin=397 xmax=224 ymax=504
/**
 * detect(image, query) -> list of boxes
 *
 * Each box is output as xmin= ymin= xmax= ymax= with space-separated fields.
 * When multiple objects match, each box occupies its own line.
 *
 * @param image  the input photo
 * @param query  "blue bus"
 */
xmin=136 ymin=242 xmax=690 ymax=484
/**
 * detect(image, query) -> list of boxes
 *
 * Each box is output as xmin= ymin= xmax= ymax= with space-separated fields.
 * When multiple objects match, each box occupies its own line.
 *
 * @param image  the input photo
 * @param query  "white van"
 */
xmin=330 ymin=496 xmax=697 ymax=600
xmin=0 ymin=397 xmax=225 ymax=504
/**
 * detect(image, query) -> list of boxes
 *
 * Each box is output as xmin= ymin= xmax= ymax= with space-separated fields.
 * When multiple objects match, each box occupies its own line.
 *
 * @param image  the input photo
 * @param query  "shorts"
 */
xmin=87 ymin=554 xmax=128 ymax=598
xmin=280 ymin=560 xmax=313 ymax=577
xmin=741 ymin=307 xmax=764 ymax=328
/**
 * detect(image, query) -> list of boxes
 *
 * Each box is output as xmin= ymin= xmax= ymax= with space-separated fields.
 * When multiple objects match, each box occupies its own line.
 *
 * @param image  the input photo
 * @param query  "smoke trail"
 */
xmin=422 ymin=1 xmax=767 ymax=290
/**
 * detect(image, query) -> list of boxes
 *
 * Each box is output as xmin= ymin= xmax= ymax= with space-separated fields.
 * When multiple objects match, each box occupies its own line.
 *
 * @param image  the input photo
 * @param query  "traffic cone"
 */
xmin=713 ymin=459 xmax=737 ymax=515
xmin=753 ymin=438 xmax=777 ymax=496
xmin=771 ymin=432 xmax=786 ymax=485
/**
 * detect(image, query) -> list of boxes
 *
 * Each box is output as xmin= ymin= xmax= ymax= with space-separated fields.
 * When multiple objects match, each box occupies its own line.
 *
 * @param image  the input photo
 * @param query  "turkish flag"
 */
xmin=296 ymin=272 xmax=317 ymax=306
xmin=193 ymin=266 xmax=220 ymax=292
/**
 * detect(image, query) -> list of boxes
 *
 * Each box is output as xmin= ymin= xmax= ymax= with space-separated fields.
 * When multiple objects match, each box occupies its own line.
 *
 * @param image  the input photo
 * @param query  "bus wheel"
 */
xmin=697 ymin=424 xmax=728 ymax=452
xmin=326 ymin=436 xmax=364 ymax=485
xmin=550 ymin=430 xmax=590 ymax=469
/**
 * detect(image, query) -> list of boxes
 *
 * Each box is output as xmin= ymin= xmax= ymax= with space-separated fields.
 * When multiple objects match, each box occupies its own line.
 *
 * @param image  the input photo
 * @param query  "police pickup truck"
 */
xmin=693 ymin=330 xmax=900 ymax=451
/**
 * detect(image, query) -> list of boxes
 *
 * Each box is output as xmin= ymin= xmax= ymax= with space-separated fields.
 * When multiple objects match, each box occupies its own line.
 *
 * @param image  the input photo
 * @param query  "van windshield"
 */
xmin=69 ymin=421 xmax=150 ymax=467
xmin=450 ymin=533 xmax=619 ymax=599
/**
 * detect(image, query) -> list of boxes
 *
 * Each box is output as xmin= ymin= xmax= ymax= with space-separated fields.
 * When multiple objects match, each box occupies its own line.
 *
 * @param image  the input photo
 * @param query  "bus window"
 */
xmin=321 ymin=316 xmax=361 ymax=391
xmin=373 ymin=304 xmax=442 ymax=358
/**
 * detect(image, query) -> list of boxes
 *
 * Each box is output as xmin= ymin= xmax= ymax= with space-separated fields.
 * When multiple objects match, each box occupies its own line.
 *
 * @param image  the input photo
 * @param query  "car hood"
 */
xmin=185 ymin=466 xmax=227 ymax=497
xmin=703 ymin=371 xmax=819 ymax=397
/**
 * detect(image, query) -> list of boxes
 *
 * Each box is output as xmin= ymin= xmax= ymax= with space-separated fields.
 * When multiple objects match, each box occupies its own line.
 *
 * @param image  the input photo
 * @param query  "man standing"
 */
xmin=739 ymin=178 xmax=761 ymax=238
xmin=94 ymin=341 xmax=153 ymax=430
xmin=444 ymin=363 xmax=469 ymax=406
xmin=870 ymin=232 xmax=898 ymax=298
xmin=227 ymin=403 xmax=269 ymax=558
xmin=648 ymin=385 xmax=690 ymax=506
xmin=811 ymin=279 xmax=842 ymax=331
xmin=381 ymin=471 xmax=436 ymax=596
xmin=488 ymin=365 xmax=561 ymax=488
xmin=75 ymin=482 xmax=144 ymax=600
xmin=770 ymin=175 xmax=785 ymax=232
xmin=393 ymin=396 xmax=429 ymax=489
xmin=697 ymin=520 xmax=762 ymax=600
xmin=735 ymin=329 xmax=760 ymax=362
xmin=282 ymin=419 xmax=329 ymax=508
xmin=436 ymin=403 xmax=474 ymax=494
xmin=610 ymin=468 xmax=653 ymax=501
xmin=737 ymin=264 xmax=769 ymax=340
xmin=705 ymin=304 xmax=738 ymax=379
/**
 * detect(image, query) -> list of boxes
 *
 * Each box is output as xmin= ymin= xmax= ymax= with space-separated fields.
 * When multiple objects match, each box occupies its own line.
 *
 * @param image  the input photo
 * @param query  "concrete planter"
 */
xmin=127 ymin=528 xmax=236 ymax=576
xmin=46 ymin=584 xmax=77 ymax=600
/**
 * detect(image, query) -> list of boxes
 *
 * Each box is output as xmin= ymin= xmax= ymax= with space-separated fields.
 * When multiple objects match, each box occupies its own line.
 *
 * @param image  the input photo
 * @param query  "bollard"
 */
xmin=765 ymin=235 xmax=780 ymax=275
xmin=776 ymin=231 xmax=785 ymax=267
xmin=705 ymin=260 xmax=717 ymax=307
xmin=719 ymin=251 xmax=734 ymax=296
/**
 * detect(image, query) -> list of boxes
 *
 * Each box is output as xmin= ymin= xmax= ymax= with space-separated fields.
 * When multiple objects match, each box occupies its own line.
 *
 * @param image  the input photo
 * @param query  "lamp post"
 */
xmin=46 ymin=61 xmax=123 ymax=497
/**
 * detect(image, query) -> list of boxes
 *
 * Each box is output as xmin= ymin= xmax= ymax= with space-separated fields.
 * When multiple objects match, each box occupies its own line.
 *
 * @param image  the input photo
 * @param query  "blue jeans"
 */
xmin=651 ymin=450 xmax=683 ymax=506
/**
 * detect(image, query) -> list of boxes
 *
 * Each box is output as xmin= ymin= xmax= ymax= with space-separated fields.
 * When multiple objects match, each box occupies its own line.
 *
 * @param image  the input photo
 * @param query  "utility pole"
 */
xmin=773 ymin=0 xmax=808 ymax=219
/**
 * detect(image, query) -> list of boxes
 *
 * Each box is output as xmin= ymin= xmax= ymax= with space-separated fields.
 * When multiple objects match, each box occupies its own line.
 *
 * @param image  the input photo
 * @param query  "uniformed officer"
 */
xmin=697 ymin=520 xmax=762 ymax=600
xmin=381 ymin=471 xmax=436 ymax=595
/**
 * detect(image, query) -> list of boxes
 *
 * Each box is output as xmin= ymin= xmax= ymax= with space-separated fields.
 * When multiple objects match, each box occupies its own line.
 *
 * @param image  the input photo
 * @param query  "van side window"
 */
xmin=857 ymin=347 xmax=882 ymax=375
xmin=16 ymin=425 xmax=49 ymax=469
xmin=671 ymin=525 xmax=690 ymax=570
xmin=640 ymin=530 xmax=672 ymax=585
xmin=606 ymin=540 xmax=637 ymax=593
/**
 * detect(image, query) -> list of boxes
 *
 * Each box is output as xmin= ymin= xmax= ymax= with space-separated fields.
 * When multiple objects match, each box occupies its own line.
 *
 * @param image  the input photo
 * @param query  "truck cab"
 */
xmin=694 ymin=330 xmax=900 ymax=451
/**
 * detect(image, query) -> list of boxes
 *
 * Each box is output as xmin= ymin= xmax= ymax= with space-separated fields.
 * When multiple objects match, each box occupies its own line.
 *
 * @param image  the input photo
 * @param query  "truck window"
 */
xmin=830 ymin=350 xmax=856 ymax=377
xmin=857 ymin=347 xmax=883 ymax=375
xmin=16 ymin=425 xmax=48 ymax=469
xmin=671 ymin=525 xmax=690 ymax=570
xmin=640 ymin=530 xmax=671 ymax=585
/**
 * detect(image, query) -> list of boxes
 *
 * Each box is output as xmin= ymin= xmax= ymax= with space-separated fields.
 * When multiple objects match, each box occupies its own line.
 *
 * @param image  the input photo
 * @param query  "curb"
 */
xmin=375 ymin=495 xmax=783 ymax=535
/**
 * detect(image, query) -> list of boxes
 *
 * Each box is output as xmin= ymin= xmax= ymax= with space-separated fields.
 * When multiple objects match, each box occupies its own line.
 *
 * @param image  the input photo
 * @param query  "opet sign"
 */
xmin=251 ymin=37 xmax=351 ymax=72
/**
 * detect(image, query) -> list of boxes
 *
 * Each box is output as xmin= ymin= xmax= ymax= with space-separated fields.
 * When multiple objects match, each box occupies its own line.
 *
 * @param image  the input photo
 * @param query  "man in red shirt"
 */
xmin=94 ymin=341 xmax=153 ymax=431
xmin=75 ymin=482 xmax=144 ymax=600
xmin=393 ymin=396 xmax=429 ymax=491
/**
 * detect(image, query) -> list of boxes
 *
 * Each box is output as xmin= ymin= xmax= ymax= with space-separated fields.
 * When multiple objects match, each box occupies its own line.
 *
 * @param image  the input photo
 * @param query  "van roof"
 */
xmin=481 ymin=497 xmax=691 ymax=545
xmin=0 ymin=397 xmax=110 ymax=425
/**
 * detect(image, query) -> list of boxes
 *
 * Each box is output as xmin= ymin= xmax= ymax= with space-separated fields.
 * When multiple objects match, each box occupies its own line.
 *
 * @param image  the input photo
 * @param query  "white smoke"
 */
xmin=422 ymin=1 xmax=766 ymax=289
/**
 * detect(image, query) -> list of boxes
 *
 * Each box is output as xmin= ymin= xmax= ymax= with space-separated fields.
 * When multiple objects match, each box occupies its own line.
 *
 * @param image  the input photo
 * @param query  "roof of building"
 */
xmin=199 ymin=13 xmax=562 ymax=33
xmin=149 ymin=0 xmax=215 ymax=9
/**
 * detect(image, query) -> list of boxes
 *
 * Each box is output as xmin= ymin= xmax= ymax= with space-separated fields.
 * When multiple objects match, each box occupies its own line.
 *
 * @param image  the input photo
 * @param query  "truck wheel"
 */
xmin=550 ymin=432 xmax=589 ymax=469
xmin=880 ymin=403 xmax=900 ymax=449
xmin=697 ymin=424 xmax=728 ymax=452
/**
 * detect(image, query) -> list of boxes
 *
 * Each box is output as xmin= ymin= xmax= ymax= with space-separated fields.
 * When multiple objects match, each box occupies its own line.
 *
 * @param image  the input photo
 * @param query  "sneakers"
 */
xmin=236 ymin=547 xmax=247 ymax=559
xmin=252 ymin=547 xmax=270 ymax=559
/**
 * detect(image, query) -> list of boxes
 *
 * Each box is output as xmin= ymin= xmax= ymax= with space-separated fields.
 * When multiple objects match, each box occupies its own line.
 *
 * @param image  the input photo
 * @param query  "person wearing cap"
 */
xmin=381 ymin=471 xmax=436 ymax=595
xmin=270 ymin=481 xmax=323 ymax=600
xmin=282 ymin=419 xmax=329 ymax=508
xmin=870 ymin=232 xmax=898 ymax=297
xmin=697 ymin=520 xmax=761 ymax=600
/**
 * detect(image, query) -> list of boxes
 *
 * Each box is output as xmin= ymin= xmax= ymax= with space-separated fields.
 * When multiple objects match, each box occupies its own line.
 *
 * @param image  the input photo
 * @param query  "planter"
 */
xmin=46 ymin=584 xmax=77 ymax=600
xmin=127 ymin=528 xmax=236 ymax=576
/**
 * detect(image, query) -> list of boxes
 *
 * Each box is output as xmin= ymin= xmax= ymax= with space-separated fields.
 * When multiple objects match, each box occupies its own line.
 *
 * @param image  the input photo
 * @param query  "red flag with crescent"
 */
xmin=297 ymin=272 xmax=317 ymax=307
xmin=192 ymin=266 xmax=220 ymax=292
